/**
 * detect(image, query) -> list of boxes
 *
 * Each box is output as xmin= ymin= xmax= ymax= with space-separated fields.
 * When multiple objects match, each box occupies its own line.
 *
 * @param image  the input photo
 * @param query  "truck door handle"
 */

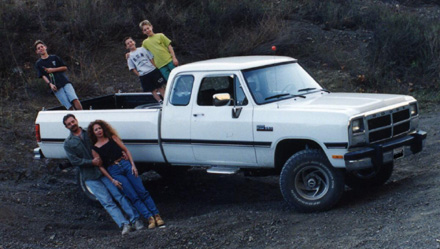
xmin=193 ymin=113 xmax=205 ymax=117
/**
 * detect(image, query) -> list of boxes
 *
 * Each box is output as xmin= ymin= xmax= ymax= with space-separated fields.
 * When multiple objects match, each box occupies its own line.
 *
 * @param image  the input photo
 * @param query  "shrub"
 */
xmin=299 ymin=0 xmax=383 ymax=30
xmin=367 ymin=11 xmax=440 ymax=92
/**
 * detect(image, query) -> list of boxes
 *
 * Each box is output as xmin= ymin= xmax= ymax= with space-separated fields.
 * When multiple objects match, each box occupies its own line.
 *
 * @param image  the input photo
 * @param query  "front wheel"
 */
xmin=280 ymin=149 xmax=344 ymax=212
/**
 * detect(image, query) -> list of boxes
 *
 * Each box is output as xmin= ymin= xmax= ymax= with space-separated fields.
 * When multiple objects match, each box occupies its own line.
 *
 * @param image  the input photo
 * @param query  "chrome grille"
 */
xmin=366 ymin=107 xmax=411 ymax=143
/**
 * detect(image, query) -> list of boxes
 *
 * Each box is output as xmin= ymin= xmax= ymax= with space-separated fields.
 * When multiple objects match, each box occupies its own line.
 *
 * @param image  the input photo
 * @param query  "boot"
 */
xmin=155 ymin=214 xmax=165 ymax=227
xmin=148 ymin=216 xmax=156 ymax=229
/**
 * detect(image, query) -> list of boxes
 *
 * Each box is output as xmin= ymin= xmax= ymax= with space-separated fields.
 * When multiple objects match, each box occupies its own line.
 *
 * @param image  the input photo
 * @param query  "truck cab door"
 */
xmin=161 ymin=74 xmax=196 ymax=164
xmin=190 ymin=73 xmax=257 ymax=166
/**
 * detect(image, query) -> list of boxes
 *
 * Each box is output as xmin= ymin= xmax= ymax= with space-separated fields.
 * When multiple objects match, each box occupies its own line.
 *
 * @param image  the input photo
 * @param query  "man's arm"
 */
xmin=64 ymin=144 xmax=94 ymax=168
xmin=42 ymin=75 xmax=57 ymax=92
xmin=127 ymin=55 xmax=139 ymax=76
xmin=35 ymin=62 xmax=58 ymax=91
xmin=150 ymin=59 xmax=157 ymax=68
xmin=168 ymin=44 xmax=179 ymax=66
xmin=41 ymin=75 xmax=50 ymax=84
xmin=44 ymin=66 xmax=67 ymax=74
xmin=45 ymin=55 xmax=68 ymax=74
xmin=91 ymin=150 xmax=123 ymax=189
xmin=131 ymin=68 xmax=140 ymax=77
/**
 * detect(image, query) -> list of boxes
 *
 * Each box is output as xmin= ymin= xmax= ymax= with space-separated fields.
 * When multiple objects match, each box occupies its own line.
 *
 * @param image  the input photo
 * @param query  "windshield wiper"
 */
xmin=298 ymin=87 xmax=317 ymax=92
xmin=265 ymin=93 xmax=306 ymax=101
xmin=265 ymin=93 xmax=290 ymax=101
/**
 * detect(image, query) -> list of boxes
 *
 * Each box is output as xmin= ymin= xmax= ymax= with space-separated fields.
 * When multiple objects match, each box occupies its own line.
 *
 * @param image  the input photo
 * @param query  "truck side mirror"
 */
xmin=213 ymin=93 xmax=242 ymax=119
xmin=213 ymin=93 xmax=232 ymax=106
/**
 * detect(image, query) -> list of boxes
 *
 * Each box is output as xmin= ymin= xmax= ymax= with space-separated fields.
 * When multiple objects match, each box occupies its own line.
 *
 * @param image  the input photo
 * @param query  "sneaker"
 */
xmin=155 ymin=214 xmax=165 ymax=227
xmin=133 ymin=219 xmax=144 ymax=230
xmin=121 ymin=223 xmax=132 ymax=235
xmin=148 ymin=216 xmax=156 ymax=229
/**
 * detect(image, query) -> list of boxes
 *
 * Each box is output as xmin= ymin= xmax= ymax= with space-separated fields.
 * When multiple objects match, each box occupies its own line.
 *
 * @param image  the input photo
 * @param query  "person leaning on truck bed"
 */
xmin=88 ymin=119 xmax=165 ymax=229
xmin=139 ymin=19 xmax=178 ymax=80
xmin=33 ymin=40 xmax=83 ymax=110
xmin=124 ymin=36 xmax=166 ymax=105
xmin=62 ymin=114 xmax=144 ymax=235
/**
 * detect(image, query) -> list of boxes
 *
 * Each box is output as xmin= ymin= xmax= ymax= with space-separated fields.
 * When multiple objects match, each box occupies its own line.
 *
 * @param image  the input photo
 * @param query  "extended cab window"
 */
xmin=197 ymin=75 xmax=247 ymax=106
xmin=170 ymin=75 xmax=194 ymax=106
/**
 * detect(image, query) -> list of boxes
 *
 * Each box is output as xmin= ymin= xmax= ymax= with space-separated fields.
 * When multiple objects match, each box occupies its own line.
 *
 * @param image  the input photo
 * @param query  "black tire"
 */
xmin=345 ymin=162 xmax=394 ymax=189
xmin=279 ymin=149 xmax=344 ymax=212
xmin=76 ymin=170 xmax=98 ymax=202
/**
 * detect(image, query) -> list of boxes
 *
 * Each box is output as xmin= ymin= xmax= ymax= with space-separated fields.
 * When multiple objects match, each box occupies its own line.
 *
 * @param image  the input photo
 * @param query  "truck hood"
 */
xmin=280 ymin=92 xmax=415 ymax=116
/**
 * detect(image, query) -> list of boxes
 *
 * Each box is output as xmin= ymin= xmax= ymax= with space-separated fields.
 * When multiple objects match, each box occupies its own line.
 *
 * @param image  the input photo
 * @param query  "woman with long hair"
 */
xmin=88 ymin=120 xmax=164 ymax=229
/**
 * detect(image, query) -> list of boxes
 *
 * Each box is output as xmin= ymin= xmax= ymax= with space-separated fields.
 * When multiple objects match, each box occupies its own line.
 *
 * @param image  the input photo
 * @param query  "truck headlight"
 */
xmin=349 ymin=117 xmax=367 ymax=147
xmin=351 ymin=118 xmax=365 ymax=133
xmin=409 ymin=102 xmax=418 ymax=116
xmin=409 ymin=102 xmax=419 ymax=130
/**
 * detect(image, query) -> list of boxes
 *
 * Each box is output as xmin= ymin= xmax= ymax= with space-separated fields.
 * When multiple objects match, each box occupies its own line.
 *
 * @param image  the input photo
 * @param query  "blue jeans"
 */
xmin=85 ymin=176 xmax=140 ymax=228
xmin=107 ymin=160 xmax=159 ymax=219
xmin=158 ymin=61 xmax=175 ymax=81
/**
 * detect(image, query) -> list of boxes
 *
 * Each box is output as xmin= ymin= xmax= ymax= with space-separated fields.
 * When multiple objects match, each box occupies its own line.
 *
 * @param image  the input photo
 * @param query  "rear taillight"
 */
xmin=35 ymin=124 xmax=41 ymax=142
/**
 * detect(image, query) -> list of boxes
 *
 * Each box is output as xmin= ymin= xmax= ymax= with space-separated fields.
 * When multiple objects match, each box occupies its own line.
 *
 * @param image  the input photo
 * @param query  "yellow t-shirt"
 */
xmin=142 ymin=33 xmax=172 ymax=69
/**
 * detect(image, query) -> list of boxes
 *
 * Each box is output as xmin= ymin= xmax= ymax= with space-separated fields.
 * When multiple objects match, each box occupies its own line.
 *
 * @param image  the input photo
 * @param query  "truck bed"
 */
xmin=48 ymin=92 xmax=160 ymax=110
xmin=36 ymin=93 xmax=165 ymax=163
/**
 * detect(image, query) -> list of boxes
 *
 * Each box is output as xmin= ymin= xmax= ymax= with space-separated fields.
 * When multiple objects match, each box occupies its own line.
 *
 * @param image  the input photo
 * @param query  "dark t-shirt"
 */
xmin=35 ymin=55 xmax=70 ymax=89
xmin=93 ymin=139 xmax=123 ymax=167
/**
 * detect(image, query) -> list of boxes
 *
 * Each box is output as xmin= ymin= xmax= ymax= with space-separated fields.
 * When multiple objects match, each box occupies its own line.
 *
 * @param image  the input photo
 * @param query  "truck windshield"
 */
xmin=243 ymin=62 xmax=323 ymax=104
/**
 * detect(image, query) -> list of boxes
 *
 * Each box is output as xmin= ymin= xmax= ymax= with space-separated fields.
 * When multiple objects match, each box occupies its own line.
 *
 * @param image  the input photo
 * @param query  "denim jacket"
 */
xmin=63 ymin=128 xmax=102 ymax=181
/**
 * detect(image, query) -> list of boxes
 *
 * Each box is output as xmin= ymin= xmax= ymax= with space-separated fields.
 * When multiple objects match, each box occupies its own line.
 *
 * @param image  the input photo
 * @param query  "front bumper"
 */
xmin=344 ymin=130 xmax=427 ymax=171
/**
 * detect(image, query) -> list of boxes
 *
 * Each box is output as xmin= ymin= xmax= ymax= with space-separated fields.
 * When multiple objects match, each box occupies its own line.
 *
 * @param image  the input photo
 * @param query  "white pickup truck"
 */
xmin=34 ymin=56 xmax=426 ymax=212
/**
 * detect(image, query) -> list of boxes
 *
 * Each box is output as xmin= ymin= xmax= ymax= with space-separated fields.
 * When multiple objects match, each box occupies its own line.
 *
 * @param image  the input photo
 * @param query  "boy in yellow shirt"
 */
xmin=139 ymin=20 xmax=179 ymax=81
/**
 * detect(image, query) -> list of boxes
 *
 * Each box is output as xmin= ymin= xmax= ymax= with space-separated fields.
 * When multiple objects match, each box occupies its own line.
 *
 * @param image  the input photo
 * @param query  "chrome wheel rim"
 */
xmin=294 ymin=165 xmax=330 ymax=200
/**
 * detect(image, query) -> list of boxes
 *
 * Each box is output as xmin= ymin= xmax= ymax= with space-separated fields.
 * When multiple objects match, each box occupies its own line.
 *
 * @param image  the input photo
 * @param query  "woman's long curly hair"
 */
xmin=87 ymin=120 xmax=120 ymax=145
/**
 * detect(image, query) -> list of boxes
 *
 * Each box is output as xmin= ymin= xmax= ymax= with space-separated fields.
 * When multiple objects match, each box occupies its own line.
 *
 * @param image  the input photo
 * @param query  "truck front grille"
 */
xmin=367 ymin=107 xmax=411 ymax=143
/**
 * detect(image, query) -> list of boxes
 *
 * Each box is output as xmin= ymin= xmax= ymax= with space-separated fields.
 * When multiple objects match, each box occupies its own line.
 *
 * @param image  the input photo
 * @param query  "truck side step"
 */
xmin=206 ymin=167 xmax=239 ymax=175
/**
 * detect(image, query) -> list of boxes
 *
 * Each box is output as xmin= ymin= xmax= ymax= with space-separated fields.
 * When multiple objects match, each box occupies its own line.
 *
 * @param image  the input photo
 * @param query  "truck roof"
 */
xmin=173 ymin=56 xmax=297 ymax=73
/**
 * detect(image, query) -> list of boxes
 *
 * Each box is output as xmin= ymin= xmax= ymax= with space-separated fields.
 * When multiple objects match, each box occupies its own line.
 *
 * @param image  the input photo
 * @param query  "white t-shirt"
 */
xmin=127 ymin=47 xmax=155 ymax=76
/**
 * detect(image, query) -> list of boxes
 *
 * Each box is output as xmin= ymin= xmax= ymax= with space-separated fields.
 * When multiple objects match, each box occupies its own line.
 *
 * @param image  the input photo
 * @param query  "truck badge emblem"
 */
xmin=257 ymin=125 xmax=273 ymax=132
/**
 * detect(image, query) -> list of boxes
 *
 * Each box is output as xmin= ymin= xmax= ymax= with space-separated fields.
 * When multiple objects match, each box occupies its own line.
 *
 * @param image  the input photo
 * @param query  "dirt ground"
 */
xmin=0 ymin=99 xmax=439 ymax=249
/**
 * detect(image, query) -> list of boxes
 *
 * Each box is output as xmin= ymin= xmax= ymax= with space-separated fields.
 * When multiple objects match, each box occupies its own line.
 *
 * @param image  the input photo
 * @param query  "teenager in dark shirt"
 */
xmin=34 ymin=40 xmax=82 ymax=110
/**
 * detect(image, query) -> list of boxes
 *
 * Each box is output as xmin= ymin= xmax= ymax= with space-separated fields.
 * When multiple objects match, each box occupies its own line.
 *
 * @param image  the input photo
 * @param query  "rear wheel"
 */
xmin=345 ymin=162 xmax=394 ymax=189
xmin=76 ymin=170 xmax=98 ymax=202
xmin=279 ymin=149 xmax=344 ymax=212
